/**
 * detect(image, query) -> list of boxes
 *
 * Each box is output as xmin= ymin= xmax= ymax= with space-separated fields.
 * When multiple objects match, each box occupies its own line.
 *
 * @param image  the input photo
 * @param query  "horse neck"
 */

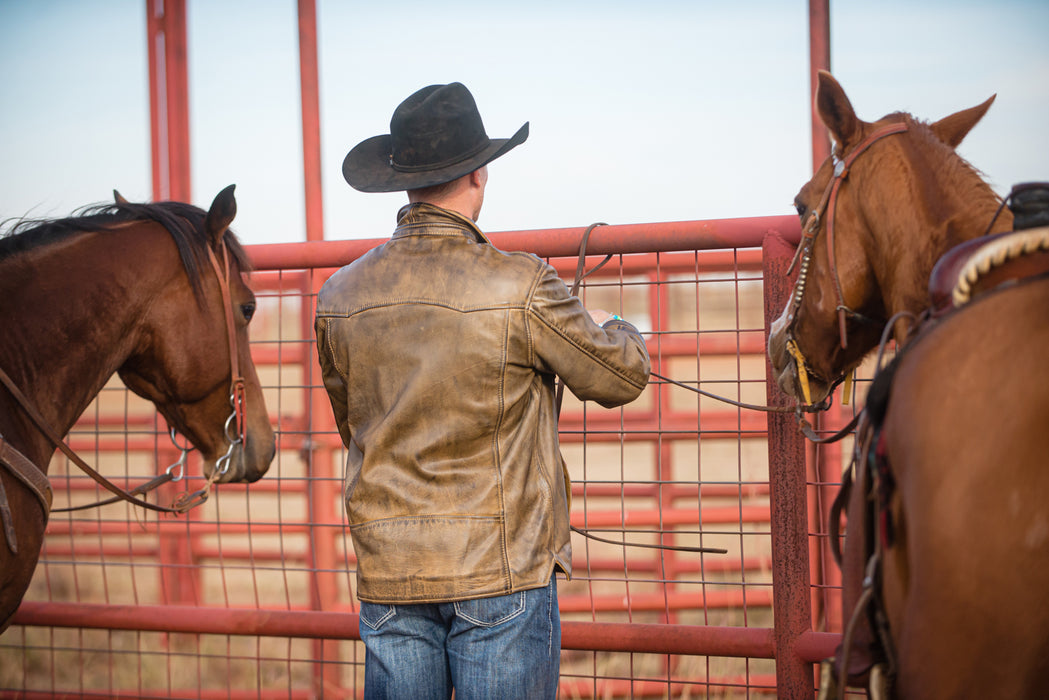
xmin=865 ymin=134 xmax=1012 ymax=323
xmin=0 ymin=226 xmax=175 ymax=469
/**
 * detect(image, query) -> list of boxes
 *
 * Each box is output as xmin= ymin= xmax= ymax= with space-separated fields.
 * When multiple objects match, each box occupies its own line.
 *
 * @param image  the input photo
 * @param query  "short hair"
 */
xmin=407 ymin=175 xmax=463 ymax=203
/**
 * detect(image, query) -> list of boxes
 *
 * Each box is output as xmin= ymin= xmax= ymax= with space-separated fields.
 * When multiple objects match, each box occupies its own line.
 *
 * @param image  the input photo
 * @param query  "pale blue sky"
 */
xmin=1 ymin=1 xmax=1047 ymax=245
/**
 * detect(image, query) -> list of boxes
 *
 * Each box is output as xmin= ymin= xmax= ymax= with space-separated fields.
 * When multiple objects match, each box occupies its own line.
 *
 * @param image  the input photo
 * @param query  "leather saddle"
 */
xmin=929 ymin=182 xmax=1049 ymax=316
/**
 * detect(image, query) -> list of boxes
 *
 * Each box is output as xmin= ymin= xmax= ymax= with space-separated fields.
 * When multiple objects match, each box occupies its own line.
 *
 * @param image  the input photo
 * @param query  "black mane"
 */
xmin=0 ymin=199 xmax=251 ymax=299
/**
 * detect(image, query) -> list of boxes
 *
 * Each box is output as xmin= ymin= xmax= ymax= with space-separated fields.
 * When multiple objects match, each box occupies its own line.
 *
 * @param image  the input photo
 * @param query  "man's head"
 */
xmin=342 ymin=82 xmax=528 ymax=195
xmin=407 ymin=164 xmax=488 ymax=222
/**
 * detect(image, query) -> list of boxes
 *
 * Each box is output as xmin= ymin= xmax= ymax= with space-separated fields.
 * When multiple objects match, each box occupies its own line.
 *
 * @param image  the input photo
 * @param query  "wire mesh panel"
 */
xmin=1 ymin=220 xmax=856 ymax=698
xmin=556 ymin=248 xmax=774 ymax=697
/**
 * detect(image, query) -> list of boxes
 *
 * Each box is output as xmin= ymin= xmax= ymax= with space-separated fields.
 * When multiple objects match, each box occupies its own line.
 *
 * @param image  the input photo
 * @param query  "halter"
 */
xmin=780 ymin=122 xmax=908 ymax=403
xmin=0 ymin=236 xmax=248 ymax=550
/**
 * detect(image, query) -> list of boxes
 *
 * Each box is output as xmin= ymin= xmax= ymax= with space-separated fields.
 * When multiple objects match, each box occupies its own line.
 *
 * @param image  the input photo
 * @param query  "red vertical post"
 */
xmin=814 ymin=418 xmax=844 ymax=633
xmin=808 ymin=0 xmax=831 ymax=173
xmin=298 ymin=2 xmax=338 ymax=692
xmin=807 ymin=0 xmax=840 ymax=635
xmin=298 ymin=0 xmax=325 ymax=242
xmin=763 ymin=231 xmax=815 ymax=698
xmin=304 ymin=267 xmax=343 ymax=696
xmin=655 ymin=267 xmax=676 ymax=628
xmin=146 ymin=0 xmax=191 ymax=203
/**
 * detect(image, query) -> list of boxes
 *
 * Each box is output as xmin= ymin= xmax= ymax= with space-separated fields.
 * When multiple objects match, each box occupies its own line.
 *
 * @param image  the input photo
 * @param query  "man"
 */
xmin=315 ymin=82 xmax=650 ymax=699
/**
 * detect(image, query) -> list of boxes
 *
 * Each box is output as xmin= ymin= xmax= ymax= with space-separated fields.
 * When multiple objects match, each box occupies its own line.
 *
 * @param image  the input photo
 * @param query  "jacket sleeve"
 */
xmin=527 ymin=263 xmax=651 ymax=408
xmin=314 ymin=315 xmax=354 ymax=448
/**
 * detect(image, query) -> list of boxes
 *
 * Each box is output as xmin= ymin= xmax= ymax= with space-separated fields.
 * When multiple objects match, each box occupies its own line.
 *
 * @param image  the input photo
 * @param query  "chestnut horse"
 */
xmin=768 ymin=71 xmax=1012 ymax=403
xmin=0 ymin=185 xmax=275 ymax=634
xmin=769 ymin=72 xmax=1049 ymax=698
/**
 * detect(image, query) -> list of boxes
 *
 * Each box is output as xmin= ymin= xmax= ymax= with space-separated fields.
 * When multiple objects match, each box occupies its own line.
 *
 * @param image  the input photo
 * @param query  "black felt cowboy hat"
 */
xmin=342 ymin=82 xmax=529 ymax=193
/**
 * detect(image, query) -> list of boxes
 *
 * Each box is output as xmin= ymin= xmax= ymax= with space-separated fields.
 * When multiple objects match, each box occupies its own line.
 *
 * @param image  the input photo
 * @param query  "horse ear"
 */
xmin=113 ymin=190 xmax=129 ymax=205
xmin=205 ymin=184 xmax=237 ymax=247
xmin=815 ymin=70 xmax=862 ymax=149
xmin=929 ymin=95 xmax=995 ymax=148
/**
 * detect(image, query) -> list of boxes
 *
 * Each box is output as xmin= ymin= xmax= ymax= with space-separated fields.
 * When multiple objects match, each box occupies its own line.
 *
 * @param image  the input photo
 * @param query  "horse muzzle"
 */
xmin=768 ymin=319 xmax=834 ymax=405
xmin=204 ymin=430 xmax=275 ymax=484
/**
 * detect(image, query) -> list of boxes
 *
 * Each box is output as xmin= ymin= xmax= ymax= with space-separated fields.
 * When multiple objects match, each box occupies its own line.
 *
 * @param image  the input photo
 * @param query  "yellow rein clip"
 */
xmin=785 ymin=339 xmax=813 ymax=405
xmin=841 ymin=371 xmax=854 ymax=406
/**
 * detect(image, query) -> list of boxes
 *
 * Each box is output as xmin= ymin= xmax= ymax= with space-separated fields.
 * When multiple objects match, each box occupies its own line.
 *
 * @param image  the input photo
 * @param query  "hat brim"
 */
xmin=343 ymin=122 xmax=529 ymax=193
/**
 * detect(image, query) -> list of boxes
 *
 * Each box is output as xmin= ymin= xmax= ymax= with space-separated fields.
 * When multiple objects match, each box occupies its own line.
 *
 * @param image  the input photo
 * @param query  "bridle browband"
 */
xmin=780 ymin=122 xmax=909 ymax=404
xmin=0 ymin=235 xmax=248 ymax=553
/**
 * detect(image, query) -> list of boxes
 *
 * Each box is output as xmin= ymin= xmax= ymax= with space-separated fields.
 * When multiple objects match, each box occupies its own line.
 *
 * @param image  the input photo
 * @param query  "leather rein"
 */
xmin=564 ymin=125 xmax=907 ymax=446
xmin=0 ymin=239 xmax=247 ymax=551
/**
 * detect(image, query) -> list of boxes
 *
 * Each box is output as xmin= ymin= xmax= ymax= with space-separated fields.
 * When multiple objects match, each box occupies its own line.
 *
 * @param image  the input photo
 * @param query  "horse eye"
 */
xmin=794 ymin=199 xmax=808 ymax=219
xmin=241 ymin=303 xmax=256 ymax=322
xmin=788 ymin=198 xmax=805 ymax=220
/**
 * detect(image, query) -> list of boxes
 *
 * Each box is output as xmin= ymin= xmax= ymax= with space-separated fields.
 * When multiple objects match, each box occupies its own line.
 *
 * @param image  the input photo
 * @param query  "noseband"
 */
xmin=781 ymin=122 xmax=908 ymax=403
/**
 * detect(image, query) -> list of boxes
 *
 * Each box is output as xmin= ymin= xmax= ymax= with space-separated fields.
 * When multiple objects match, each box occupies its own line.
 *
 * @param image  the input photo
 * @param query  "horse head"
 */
xmin=768 ymin=71 xmax=1007 ymax=404
xmin=116 ymin=185 xmax=275 ymax=484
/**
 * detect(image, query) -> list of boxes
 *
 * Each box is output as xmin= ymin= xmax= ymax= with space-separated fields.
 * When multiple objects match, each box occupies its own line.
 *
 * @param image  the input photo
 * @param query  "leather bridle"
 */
xmin=779 ymin=122 xmax=908 ymax=404
xmin=0 ymin=237 xmax=248 ymax=553
xmin=171 ymin=241 xmax=248 ymax=510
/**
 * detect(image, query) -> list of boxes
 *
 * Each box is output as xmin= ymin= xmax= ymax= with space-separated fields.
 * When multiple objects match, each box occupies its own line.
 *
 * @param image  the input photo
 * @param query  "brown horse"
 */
xmin=0 ymin=185 xmax=275 ymax=633
xmin=769 ymin=73 xmax=1049 ymax=698
xmin=768 ymin=71 xmax=1012 ymax=403
xmin=872 ymin=239 xmax=1049 ymax=698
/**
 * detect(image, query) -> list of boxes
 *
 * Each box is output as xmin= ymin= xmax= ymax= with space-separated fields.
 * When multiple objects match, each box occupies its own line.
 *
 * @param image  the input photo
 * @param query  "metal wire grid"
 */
xmin=0 ymin=244 xmax=841 ymax=698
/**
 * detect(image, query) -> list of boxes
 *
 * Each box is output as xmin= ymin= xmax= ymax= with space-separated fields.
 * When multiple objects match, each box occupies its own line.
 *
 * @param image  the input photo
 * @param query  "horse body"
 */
xmin=881 ymin=276 xmax=1049 ymax=698
xmin=768 ymin=72 xmax=1047 ymax=697
xmin=0 ymin=186 xmax=275 ymax=633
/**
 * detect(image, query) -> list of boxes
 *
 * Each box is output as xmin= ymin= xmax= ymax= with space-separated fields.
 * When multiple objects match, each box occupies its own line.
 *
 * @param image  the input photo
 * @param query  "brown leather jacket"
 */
xmin=315 ymin=203 xmax=650 ymax=603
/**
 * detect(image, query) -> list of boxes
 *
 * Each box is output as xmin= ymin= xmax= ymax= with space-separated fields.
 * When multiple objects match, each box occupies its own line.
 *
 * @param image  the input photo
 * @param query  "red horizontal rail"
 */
xmin=38 ymin=538 xmax=772 ymax=580
xmin=42 ymin=502 xmax=764 ymax=537
xmin=558 ymin=677 xmax=777 ymax=699
xmin=246 ymin=216 xmax=801 ymax=271
xmin=558 ymin=588 xmax=771 ymax=614
xmin=12 ymin=601 xmax=838 ymax=660
xmin=248 ymin=249 xmax=766 ymax=290
xmin=574 ymin=505 xmax=769 ymax=528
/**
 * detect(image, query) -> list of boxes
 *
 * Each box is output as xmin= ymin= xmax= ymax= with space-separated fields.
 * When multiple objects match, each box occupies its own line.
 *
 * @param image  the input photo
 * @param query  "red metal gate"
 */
xmin=0 ymin=215 xmax=868 ymax=698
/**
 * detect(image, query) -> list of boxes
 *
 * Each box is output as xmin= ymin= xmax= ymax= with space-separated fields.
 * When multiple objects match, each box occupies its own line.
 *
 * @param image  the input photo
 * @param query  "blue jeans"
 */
xmin=358 ymin=575 xmax=560 ymax=699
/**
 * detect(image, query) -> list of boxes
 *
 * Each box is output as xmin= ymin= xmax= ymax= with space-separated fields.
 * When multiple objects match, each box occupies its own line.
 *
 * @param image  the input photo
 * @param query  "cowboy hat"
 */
xmin=342 ymin=82 xmax=529 ymax=193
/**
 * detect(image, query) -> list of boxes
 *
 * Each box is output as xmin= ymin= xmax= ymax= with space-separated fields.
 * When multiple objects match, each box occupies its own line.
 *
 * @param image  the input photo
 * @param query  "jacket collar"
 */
xmin=393 ymin=202 xmax=492 ymax=245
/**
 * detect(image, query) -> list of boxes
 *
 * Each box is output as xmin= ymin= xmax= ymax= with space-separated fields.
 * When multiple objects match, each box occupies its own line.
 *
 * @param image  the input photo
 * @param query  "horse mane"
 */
xmin=0 ymin=199 xmax=252 ymax=300
xmin=895 ymin=111 xmax=1005 ymax=216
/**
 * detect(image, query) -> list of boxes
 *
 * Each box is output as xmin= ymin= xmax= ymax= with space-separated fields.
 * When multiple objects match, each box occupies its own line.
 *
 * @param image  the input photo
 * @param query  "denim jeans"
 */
xmin=358 ymin=575 xmax=560 ymax=699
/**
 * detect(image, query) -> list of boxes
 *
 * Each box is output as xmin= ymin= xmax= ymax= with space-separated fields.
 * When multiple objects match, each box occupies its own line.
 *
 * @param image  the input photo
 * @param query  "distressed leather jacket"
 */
xmin=315 ymin=203 xmax=650 ymax=604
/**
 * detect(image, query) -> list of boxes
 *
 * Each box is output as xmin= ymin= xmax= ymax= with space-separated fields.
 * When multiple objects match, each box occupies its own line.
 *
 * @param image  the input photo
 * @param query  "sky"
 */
xmin=1 ymin=1 xmax=1047 ymax=247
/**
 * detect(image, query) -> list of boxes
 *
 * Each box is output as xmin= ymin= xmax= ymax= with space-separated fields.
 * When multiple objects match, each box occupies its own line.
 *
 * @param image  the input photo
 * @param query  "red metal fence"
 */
xmin=0 ymin=215 xmax=865 ymax=698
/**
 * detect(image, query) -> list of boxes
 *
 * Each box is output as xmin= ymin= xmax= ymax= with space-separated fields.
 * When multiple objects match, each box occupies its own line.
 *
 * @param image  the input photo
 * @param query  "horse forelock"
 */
xmin=0 ymin=200 xmax=251 ymax=300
